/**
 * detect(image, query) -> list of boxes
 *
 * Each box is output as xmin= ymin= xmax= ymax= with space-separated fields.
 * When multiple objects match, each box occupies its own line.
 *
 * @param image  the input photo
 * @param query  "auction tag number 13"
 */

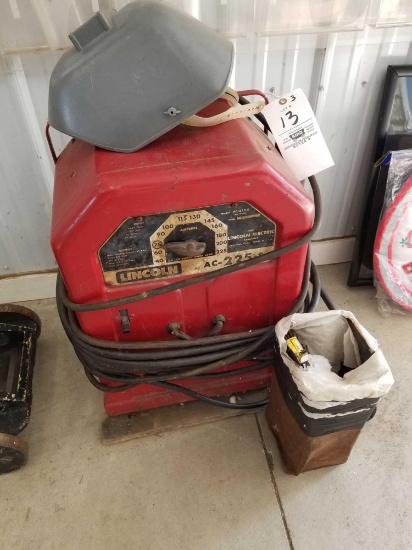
xmin=280 ymin=94 xmax=298 ymax=127
xmin=263 ymin=89 xmax=334 ymax=181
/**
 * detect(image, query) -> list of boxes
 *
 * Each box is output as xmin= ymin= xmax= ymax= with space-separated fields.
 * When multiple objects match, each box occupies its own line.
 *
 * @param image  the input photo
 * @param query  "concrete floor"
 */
xmin=1 ymin=264 xmax=411 ymax=550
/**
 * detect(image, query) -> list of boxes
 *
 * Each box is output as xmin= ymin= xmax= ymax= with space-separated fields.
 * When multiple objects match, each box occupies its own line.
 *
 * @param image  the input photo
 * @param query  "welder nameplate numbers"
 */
xmin=99 ymin=203 xmax=276 ymax=285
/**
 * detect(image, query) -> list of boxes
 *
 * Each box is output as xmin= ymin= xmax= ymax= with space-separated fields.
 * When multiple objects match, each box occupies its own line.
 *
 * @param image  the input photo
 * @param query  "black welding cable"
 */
xmin=83 ymin=323 xmax=276 ymax=384
xmin=307 ymin=260 xmax=322 ymax=311
xmin=56 ymin=253 xmax=314 ymax=407
xmin=59 ymin=300 xmax=274 ymax=399
xmin=288 ymin=249 xmax=312 ymax=314
xmin=57 ymin=259 xmax=312 ymax=403
xmin=56 ymin=290 xmax=277 ymax=385
xmin=77 ymin=343 xmax=272 ymax=379
xmin=57 ymin=188 xmax=311 ymax=371
xmin=168 ymin=323 xmax=196 ymax=340
xmin=63 ymin=302 xmax=268 ymax=350
xmin=82 ymin=359 xmax=273 ymax=385
xmin=82 ymin=365 xmax=272 ymax=409
xmin=58 ymin=176 xmax=321 ymax=313
xmin=244 ymin=96 xmax=330 ymax=315
xmin=75 ymin=346 xmax=266 ymax=374
xmin=57 ymin=245 xmax=312 ymax=356
xmin=207 ymin=315 xmax=226 ymax=336
xmin=151 ymin=381 xmax=270 ymax=409
xmin=57 ymin=249 xmax=321 ymax=411
xmin=80 ymin=351 xmax=274 ymax=406
xmin=60 ymin=249 xmax=312 ymax=364
xmin=321 ymin=287 xmax=336 ymax=310
xmin=56 ymin=208 xmax=317 ymax=409
xmin=183 ymin=360 xmax=273 ymax=379
xmin=73 ymin=336 xmax=253 ymax=361
xmin=55 ymin=115 xmax=329 ymax=407
xmin=241 ymin=95 xmax=330 ymax=316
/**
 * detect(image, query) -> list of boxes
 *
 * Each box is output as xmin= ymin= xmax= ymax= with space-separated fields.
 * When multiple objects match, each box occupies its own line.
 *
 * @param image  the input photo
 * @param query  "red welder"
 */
xmin=51 ymin=97 xmax=315 ymax=416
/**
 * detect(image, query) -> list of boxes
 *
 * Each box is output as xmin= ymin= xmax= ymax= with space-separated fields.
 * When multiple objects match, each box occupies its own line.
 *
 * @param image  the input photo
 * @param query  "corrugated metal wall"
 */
xmin=1 ymin=0 xmax=412 ymax=276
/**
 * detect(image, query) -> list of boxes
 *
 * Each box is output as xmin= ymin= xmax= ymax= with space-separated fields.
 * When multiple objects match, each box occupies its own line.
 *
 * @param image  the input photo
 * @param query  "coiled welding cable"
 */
xmin=56 ymin=172 xmax=331 ymax=409
xmin=56 ymin=95 xmax=336 ymax=408
xmin=58 ymin=175 xmax=321 ymax=313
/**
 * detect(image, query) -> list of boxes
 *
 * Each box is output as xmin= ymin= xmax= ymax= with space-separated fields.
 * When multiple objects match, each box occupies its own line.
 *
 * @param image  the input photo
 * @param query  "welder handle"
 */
xmin=182 ymin=87 xmax=265 ymax=127
xmin=45 ymin=123 xmax=58 ymax=164
xmin=164 ymin=239 xmax=206 ymax=258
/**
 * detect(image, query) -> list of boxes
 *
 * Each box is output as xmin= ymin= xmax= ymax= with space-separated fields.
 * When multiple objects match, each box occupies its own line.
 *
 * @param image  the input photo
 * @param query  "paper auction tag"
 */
xmin=262 ymin=89 xmax=334 ymax=181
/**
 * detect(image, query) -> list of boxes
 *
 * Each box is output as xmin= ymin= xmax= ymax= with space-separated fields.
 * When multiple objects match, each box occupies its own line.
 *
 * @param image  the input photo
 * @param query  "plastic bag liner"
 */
xmin=274 ymin=310 xmax=393 ymax=437
xmin=276 ymin=310 xmax=393 ymax=402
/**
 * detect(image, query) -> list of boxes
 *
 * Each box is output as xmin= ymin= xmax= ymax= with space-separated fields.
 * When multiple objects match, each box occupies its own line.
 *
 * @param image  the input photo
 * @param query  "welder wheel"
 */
xmin=0 ymin=433 xmax=29 ymax=475
xmin=0 ymin=304 xmax=41 ymax=339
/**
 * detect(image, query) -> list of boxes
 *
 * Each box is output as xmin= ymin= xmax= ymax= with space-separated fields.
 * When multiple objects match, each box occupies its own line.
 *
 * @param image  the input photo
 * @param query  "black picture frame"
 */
xmin=348 ymin=65 xmax=412 ymax=287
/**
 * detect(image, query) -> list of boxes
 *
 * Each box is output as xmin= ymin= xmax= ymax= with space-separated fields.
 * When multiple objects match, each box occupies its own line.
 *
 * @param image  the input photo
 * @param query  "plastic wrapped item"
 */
xmin=374 ymin=150 xmax=412 ymax=315
xmin=381 ymin=150 xmax=412 ymax=212
xmin=266 ymin=310 xmax=394 ymax=474
xmin=275 ymin=311 xmax=393 ymax=405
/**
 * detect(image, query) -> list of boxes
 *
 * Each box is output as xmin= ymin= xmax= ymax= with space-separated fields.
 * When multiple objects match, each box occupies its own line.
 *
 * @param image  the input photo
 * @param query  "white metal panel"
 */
xmin=314 ymin=29 xmax=412 ymax=238
xmin=230 ymin=26 xmax=412 ymax=239
xmin=0 ymin=0 xmax=412 ymax=275
xmin=0 ymin=53 xmax=56 ymax=275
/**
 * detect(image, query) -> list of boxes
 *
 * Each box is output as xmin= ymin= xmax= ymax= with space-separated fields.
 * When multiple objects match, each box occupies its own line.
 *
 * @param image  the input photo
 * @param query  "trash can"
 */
xmin=265 ymin=310 xmax=394 ymax=475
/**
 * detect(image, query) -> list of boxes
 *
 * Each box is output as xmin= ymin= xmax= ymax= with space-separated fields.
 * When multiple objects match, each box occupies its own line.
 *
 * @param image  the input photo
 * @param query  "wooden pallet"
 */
xmin=102 ymin=389 xmax=268 ymax=445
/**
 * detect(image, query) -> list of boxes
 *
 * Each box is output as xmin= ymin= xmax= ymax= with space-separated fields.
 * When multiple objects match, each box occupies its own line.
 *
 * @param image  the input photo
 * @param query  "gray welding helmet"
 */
xmin=48 ymin=0 xmax=234 ymax=152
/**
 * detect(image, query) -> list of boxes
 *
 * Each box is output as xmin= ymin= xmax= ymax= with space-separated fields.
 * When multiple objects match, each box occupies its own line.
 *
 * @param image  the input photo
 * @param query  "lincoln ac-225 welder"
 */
xmin=47 ymin=0 xmax=323 ymax=420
